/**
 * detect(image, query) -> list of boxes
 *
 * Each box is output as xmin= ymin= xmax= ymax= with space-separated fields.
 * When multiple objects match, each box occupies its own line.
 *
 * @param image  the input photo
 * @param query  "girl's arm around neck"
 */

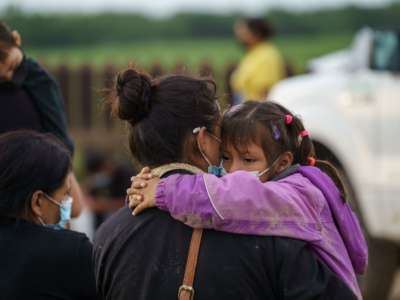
xmin=156 ymin=171 xmax=323 ymax=241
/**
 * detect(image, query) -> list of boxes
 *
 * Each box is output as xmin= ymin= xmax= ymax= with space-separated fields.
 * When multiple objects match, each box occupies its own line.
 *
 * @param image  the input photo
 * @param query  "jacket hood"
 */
xmin=298 ymin=166 xmax=368 ymax=274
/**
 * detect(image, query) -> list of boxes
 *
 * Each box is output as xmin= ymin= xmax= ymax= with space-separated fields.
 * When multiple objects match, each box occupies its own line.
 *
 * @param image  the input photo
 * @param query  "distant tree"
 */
xmin=1 ymin=4 xmax=399 ymax=47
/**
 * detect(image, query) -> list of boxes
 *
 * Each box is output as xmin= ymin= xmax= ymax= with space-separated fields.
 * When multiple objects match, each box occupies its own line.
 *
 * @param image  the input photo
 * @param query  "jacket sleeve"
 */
xmin=155 ymin=171 xmax=322 ymax=242
xmin=22 ymin=57 xmax=74 ymax=154
xmin=276 ymin=239 xmax=359 ymax=300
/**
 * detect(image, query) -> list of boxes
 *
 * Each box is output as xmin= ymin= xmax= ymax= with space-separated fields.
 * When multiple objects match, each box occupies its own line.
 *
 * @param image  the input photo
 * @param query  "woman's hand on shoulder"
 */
xmin=127 ymin=167 xmax=160 ymax=216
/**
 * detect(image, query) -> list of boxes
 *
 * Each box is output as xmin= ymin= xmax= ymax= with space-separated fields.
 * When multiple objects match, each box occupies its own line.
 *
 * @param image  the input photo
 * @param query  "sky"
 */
xmin=0 ymin=0 xmax=396 ymax=17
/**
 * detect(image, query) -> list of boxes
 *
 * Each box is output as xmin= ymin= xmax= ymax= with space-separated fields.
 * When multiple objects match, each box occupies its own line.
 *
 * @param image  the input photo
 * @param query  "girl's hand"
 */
xmin=127 ymin=167 xmax=160 ymax=215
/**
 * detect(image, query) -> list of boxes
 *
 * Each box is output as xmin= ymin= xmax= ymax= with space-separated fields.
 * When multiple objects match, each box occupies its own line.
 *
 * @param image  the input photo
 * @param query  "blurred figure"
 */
xmin=83 ymin=149 xmax=135 ymax=228
xmin=0 ymin=21 xmax=83 ymax=218
xmin=0 ymin=131 xmax=98 ymax=300
xmin=231 ymin=17 xmax=285 ymax=103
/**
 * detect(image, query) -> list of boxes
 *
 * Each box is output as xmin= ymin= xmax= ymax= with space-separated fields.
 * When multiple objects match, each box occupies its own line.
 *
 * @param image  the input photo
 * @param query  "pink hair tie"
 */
xmin=285 ymin=114 xmax=293 ymax=125
xmin=299 ymin=130 xmax=309 ymax=137
xmin=307 ymin=157 xmax=316 ymax=166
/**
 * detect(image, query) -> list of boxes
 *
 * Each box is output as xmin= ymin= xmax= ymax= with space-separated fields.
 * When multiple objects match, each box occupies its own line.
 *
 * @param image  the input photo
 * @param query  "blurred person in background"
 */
xmin=0 ymin=131 xmax=98 ymax=300
xmin=0 ymin=20 xmax=83 ymax=218
xmin=83 ymin=149 xmax=135 ymax=228
xmin=231 ymin=17 xmax=286 ymax=104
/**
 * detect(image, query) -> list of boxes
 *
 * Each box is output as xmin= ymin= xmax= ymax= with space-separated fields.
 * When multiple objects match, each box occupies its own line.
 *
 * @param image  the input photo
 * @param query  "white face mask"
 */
xmin=248 ymin=167 xmax=271 ymax=178
xmin=247 ymin=156 xmax=281 ymax=179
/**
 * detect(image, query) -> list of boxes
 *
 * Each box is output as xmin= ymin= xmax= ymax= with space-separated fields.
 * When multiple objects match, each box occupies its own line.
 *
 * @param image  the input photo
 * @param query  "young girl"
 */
xmin=129 ymin=101 xmax=367 ymax=300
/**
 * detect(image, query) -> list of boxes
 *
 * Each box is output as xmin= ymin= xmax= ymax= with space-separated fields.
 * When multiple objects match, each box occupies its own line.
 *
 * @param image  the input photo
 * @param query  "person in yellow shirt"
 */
xmin=231 ymin=18 xmax=286 ymax=103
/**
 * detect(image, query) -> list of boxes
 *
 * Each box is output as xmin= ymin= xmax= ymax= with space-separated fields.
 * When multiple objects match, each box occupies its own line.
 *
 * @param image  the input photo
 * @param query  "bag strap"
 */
xmin=178 ymin=228 xmax=203 ymax=300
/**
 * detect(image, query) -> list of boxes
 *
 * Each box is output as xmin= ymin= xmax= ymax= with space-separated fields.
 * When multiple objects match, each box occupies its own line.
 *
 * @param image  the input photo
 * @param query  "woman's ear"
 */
xmin=196 ymin=127 xmax=208 ymax=149
xmin=11 ymin=31 xmax=21 ymax=47
xmin=276 ymin=151 xmax=294 ymax=173
xmin=30 ymin=191 xmax=44 ymax=220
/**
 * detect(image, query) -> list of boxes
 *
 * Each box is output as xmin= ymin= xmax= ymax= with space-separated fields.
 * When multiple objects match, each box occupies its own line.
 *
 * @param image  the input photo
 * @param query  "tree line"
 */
xmin=1 ymin=3 xmax=400 ymax=47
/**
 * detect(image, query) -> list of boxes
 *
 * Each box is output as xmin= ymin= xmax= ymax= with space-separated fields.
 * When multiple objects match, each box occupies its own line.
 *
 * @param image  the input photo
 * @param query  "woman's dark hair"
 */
xmin=107 ymin=68 xmax=220 ymax=167
xmin=222 ymin=101 xmax=347 ymax=198
xmin=0 ymin=131 xmax=72 ymax=217
xmin=243 ymin=17 xmax=275 ymax=40
xmin=0 ymin=21 xmax=18 ymax=62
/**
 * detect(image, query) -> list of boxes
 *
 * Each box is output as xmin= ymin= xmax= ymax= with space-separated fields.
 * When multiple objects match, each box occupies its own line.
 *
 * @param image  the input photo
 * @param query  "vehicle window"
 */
xmin=371 ymin=31 xmax=400 ymax=72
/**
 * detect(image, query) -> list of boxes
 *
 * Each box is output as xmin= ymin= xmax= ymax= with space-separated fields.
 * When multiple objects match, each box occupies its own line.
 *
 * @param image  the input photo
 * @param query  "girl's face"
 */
xmin=222 ymin=142 xmax=270 ymax=182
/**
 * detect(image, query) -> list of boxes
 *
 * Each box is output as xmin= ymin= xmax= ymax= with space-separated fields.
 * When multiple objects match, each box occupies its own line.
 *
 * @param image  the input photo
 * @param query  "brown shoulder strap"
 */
xmin=178 ymin=228 xmax=203 ymax=300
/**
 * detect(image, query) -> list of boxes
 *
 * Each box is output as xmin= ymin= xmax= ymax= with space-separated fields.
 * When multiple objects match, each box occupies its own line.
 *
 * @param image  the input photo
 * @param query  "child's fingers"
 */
xmin=126 ymin=182 xmax=147 ymax=196
xmin=131 ymin=167 xmax=152 ymax=182
xmin=140 ymin=166 xmax=151 ymax=174
xmin=131 ymin=172 xmax=153 ymax=182
xmin=132 ymin=201 xmax=149 ymax=216
xmin=128 ymin=194 xmax=143 ymax=210
xmin=127 ymin=188 xmax=144 ymax=198
xmin=133 ymin=181 xmax=148 ymax=189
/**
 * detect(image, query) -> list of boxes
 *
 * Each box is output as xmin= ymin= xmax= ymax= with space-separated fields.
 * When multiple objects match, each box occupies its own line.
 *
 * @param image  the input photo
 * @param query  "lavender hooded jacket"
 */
xmin=154 ymin=166 xmax=367 ymax=299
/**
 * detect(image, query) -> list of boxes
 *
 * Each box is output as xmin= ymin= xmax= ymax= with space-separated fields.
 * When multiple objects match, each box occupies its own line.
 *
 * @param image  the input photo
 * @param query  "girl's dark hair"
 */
xmin=0 ymin=21 xmax=18 ymax=62
xmin=222 ymin=101 xmax=346 ymax=198
xmin=107 ymin=68 xmax=220 ymax=167
xmin=0 ymin=131 xmax=72 ymax=218
xmin=243 ymin=17 xmax=275 ymax=40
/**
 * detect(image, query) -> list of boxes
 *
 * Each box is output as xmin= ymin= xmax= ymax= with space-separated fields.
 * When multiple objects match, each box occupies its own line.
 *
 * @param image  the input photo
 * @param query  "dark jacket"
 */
xmin=93 ymin=170 xmax=358 ymax=300
xmin=0 ymin=217 xmax=98 ymax=300
xmin=0 ymin=57 xmax=74 ymax=154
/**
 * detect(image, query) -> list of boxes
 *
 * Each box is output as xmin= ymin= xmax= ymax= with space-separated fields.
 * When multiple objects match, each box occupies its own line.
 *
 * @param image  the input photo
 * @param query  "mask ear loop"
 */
xmin=193 ymin=127 xmax=213 ymax=167
xmin=43 ymin=193 xmax=62 ymax=208
xmin=37 ymin=216 xmax=46 ymax=226
xmin=257 ymin=166 xmax=271 ymax=178
xmin=259 ymin=154 xmax=286 ymax=178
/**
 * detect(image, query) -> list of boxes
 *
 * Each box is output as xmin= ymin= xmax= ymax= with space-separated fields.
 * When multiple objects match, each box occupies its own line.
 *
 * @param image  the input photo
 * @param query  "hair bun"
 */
xmin=115 ymin=68 xmax=152 ymax=125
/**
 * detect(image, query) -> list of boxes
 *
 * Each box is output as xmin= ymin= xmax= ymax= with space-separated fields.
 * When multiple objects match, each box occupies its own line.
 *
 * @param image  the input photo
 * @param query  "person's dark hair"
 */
xmin=222 ymin=101 xmax=347 ymax=198
xmin=107 ymin=68 xmax=220 ymax=167
xmin=0 ymin=21 xmax=18 ymax=62
xmin=0 ymin=131 xmax=72 ymax=218
xmin=243 ymin=17 xmax=275 ymax=40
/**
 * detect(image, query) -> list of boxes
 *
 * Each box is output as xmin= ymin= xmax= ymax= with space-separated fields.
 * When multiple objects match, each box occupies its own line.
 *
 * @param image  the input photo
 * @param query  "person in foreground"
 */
xmin=94 ymin=68 xmax=358 ymax=300
xmin=129 ymin=101 xmax=367 ymax=299
xmin=0 ymin=131 xmax=98 ymax=300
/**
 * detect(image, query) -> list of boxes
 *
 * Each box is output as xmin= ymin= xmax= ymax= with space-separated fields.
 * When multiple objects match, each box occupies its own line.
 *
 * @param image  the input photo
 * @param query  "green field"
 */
xmin=26 ymin=34 xmax=353 ymax=74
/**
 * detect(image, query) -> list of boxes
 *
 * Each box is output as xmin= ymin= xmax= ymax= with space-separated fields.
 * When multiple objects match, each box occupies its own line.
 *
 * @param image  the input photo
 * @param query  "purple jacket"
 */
xmin=155 ymin=166 xmax=367 ymax=300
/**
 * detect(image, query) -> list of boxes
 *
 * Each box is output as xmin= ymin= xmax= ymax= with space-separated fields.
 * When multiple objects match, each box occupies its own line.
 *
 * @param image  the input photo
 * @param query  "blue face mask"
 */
xmin=193 ymin=127 xmax=226 ymax=177
xmin=208 ymin=160 xmax=227 ymax=177
xmin=40 ymin=194 xmax=73 ymax=230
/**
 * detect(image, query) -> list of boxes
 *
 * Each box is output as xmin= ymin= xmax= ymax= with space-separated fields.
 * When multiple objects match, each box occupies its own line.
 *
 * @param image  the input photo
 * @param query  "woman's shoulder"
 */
xmin=37 ymin=227 xmax=93 ymax=271
xmin=21 ymin=221 xmax=92 ymax=254
xmin=42 ymin=226 xmax=91 ymax=249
